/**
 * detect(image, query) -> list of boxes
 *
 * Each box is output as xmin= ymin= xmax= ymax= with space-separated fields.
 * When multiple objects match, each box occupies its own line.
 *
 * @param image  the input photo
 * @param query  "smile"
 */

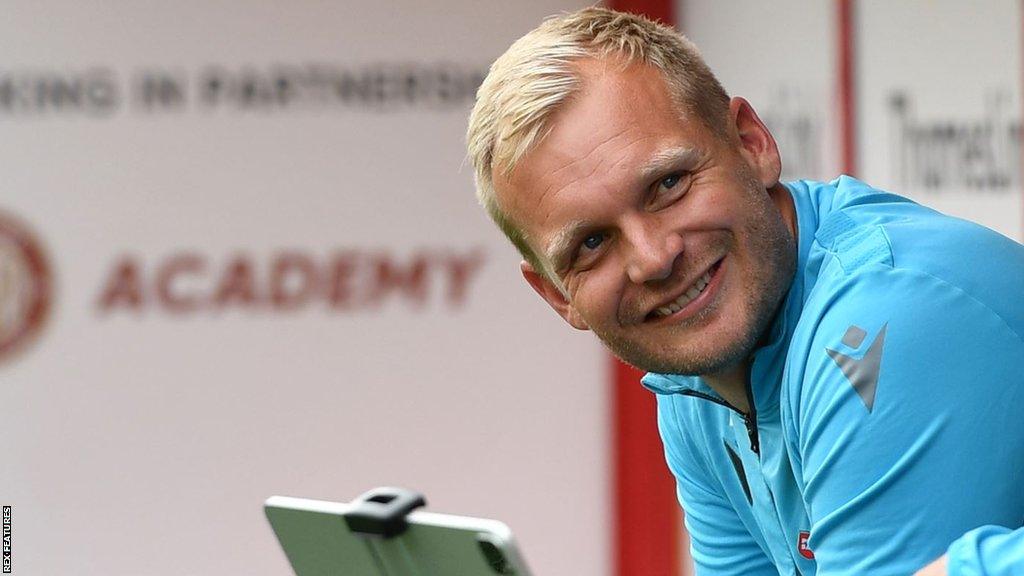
xmin=648 ymin=259 xmax=723 ymax=320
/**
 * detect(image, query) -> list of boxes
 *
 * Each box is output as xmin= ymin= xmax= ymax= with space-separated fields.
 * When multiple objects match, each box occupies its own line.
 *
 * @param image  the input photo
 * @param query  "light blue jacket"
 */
xmin=643 ymin=177 xmax=1024 ymax=576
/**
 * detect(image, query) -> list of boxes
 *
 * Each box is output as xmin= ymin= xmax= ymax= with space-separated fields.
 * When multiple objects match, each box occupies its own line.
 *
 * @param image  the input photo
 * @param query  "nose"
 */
xmin=624 ymin=221 xmax=683 ymax=284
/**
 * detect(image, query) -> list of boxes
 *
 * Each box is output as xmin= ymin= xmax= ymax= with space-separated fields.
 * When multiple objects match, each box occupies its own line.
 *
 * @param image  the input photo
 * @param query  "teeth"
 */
xmin=655 ymin=270 xmax=713 ymax=317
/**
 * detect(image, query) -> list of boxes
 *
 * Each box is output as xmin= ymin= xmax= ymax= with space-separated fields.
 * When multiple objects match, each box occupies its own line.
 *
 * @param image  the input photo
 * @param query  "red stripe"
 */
xmin=603 ymin=2 xmax=682 ymax=574
xmin=838 ymin=0 xmax=858 ymax=176
xmin=609 ymin=0 xmax=674 ymax=24
xmin=611 ymin=358 xmax=681 ymax=576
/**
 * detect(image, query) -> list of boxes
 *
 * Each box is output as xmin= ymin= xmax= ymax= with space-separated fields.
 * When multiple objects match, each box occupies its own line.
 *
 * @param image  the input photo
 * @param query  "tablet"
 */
xmin=265 ymin=488 xmax=534 ymax=576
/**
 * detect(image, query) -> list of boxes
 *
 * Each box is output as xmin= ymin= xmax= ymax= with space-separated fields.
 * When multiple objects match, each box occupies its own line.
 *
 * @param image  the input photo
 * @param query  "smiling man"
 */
xmin=492 ymin=56 xmax=796 ymax=414
xmin=467 ymin=8 xmax=1024 ymax=576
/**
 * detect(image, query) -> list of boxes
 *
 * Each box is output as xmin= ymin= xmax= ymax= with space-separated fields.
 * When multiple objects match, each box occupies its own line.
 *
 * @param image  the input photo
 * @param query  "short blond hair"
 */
xmin=466 ymin=7 xmax=729 ymax=278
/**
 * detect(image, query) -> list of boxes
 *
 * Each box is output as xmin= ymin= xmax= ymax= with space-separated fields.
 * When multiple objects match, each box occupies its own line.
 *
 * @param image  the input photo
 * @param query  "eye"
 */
xmin=659 ymin=174 xmax=681 ymax=190
xmin=582 ymin=233 xmax=605 ymax=250
xmin=649 ymin=171 xmax=691 ymax=210
xmin=567 ymin=232 xmax=607 ymax=271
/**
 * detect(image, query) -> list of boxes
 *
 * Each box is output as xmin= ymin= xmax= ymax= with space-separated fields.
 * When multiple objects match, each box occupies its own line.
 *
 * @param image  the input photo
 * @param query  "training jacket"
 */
xmin=643 ymin=176 xmax=1024 ymax=576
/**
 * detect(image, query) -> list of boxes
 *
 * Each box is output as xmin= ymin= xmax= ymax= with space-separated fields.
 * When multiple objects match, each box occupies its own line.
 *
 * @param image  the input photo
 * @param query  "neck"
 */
xmin=768 ymin=181 xmax=798 ymax=241
xmin=700 ymin=182 xmax=795 ymax=414
xmin=703 ymin=361 xmax=751 ymax=413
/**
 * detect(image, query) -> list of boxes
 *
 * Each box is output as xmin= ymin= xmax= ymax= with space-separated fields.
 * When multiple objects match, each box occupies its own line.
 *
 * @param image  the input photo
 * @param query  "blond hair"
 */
xmin=466 ymin=7 xmax=729 ymax=278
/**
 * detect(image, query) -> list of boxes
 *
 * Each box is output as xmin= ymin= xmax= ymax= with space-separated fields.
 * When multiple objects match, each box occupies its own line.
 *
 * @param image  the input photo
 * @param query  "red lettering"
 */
xmin=442 ymin=249 xmax=485 ymax=306
xmin=96 ymin=257 xmax=144 ymax=311
xmin=365 ymin=253 xmax=428 ymax=306
xmin=95 ymin=248 xmax=485 ymax=315
xmin=326 ymin=251 xmax=359 ymax=309
xmin=156 ymin=253 xmax=205 ymax=313
xmin=270 ymin=252 xmax=318 ymax=310
xmin=212 ymin=255 xmax=259 ymax=308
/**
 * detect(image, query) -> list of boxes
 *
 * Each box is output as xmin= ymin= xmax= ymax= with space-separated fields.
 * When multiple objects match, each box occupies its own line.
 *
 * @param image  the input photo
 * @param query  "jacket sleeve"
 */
xmin=787 ymin=264 xmax=1024 ymax=576
xmin=657 ymin=396 xmax=777 ymax=576
xmin=947 ymin=525 xmax=1024 ymax=576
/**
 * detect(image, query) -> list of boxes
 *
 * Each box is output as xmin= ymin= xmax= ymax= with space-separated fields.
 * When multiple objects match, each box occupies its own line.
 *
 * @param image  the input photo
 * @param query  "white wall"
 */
xmin=857 ymin=0 xmax=1022 ymax=240
xmin=0 ymin=2 xmax=608 ymax=575
xmin=681 ymin=0 xmax=840 ymax=184
xmin=682 ymin=0 xmax=1022 ymax=240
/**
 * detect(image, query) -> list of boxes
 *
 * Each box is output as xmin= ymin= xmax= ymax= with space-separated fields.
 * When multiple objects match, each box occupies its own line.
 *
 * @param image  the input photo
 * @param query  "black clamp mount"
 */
xmin=342 ymin=487 xmax=427 ymax=539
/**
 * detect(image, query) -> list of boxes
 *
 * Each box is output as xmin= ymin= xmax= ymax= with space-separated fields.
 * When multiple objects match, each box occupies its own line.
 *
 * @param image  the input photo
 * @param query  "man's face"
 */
xmin=494 ymin=60 xmax=796 ymax=376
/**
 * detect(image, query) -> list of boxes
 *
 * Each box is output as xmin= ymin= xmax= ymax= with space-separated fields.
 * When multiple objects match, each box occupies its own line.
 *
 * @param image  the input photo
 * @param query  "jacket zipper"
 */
xmin=679 ymin=389 xmax=760 ymax=455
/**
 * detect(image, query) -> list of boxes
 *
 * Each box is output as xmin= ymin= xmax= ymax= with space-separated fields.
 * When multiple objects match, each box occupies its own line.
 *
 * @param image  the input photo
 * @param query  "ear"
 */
xmin=520 ymin=261 xmax=589 ymax=330
xmin=728 ymin=97 xmax=782 ymax=189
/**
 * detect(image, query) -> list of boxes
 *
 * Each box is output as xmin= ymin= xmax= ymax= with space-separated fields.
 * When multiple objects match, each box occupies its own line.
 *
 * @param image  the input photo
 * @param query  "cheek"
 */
xmin=669 ymin=190 xmax=741 ymax=233
xmin=568 ymin=268 xmax=622 ymax=325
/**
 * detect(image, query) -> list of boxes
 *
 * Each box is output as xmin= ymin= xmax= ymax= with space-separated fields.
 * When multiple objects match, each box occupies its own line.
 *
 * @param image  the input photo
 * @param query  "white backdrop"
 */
xmin=684 ymin=0 xmax=1022 ymax=240
xmin=857 ymin=0 xmax=1022 ymax=240
xmin=682 ymin=0 xmax=841 ymax=184
xmin=0 ymin=2 xmax=608 ymax=576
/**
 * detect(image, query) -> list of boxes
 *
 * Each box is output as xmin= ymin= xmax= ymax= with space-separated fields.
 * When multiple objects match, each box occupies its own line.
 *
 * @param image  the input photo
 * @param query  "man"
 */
xmin=466 ymin=7 xmax=1024 ymax=576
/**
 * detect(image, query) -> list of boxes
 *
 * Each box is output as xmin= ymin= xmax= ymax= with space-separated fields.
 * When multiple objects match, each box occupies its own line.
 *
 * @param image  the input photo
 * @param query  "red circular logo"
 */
xmin=0 ymin=210 xmax=51 ymax=362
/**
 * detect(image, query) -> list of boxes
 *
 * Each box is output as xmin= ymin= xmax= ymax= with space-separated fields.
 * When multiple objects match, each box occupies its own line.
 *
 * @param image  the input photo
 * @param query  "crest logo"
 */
xmin=0 ymin=210 xmax=51 ymax=363
xmin=798 ymin=530 xmax=815 ymax=560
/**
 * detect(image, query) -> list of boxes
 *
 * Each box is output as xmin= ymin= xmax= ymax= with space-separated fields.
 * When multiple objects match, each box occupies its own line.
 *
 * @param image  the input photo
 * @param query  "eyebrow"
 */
xmin=542 ymin=146 xmax=700 ymax=276
xmin=637 ymin=146 xmax=700 ymax=182
xmin=544 ymin=219 xmax=588 ymax=276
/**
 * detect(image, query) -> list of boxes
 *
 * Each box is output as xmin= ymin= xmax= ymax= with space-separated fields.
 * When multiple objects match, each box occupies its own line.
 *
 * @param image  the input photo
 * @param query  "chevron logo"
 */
xmin=826 ymin=323 xmax=888 ymax=412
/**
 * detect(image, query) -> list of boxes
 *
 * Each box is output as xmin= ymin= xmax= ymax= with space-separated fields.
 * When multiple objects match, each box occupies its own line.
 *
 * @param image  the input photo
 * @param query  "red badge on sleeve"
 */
xmin=798 ymin=531 xmax=815 ymax=560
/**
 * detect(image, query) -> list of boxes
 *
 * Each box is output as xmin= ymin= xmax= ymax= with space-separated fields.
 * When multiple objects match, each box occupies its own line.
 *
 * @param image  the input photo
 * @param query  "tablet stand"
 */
xmin=342 ymin=487 xmax=427 ymax=539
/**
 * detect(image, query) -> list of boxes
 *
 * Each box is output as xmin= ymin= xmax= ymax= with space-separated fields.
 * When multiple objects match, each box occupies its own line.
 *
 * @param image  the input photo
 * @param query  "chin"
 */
xmin=598 ymin=320 xmax=756 ymax=376
xmin=594 ymin=257 xmax=793 ymax=375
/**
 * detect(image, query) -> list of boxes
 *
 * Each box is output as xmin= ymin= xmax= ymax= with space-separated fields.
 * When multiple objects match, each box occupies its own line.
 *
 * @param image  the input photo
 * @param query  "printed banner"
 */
xmin=0 ymin=3 xmax=604 ymax=576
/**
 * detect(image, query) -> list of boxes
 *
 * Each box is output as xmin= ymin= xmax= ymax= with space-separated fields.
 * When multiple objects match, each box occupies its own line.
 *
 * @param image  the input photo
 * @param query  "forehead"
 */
xmin=494 ymin=61 xmax=708 ymax=243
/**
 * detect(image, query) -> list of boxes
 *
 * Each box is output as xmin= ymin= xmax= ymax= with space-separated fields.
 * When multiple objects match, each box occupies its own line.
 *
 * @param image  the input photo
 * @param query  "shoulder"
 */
xmin=782 ymin=181 xmax=1024 ymax=432
xmin=796 ymin=176 xmax=1024 ymax=342
xmin=786 ymin=247 xmax=1024 ymax=403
